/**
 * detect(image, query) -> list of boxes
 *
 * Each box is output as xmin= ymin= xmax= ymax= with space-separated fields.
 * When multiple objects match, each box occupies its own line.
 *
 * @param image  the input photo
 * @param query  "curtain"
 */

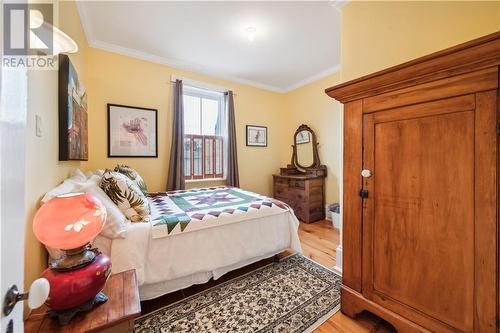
xmin=225 ymin=91 xmax=240 ymax=187
xmin=167 ymin=79 xmax=185 ymax=190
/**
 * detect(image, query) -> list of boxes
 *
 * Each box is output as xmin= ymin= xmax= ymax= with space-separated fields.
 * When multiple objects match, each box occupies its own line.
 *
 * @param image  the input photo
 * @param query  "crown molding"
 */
xmin=77 ymin=2 xmax=341 ymax=94
xmin=329 ymin=0 xmax=351 ymax=12
xmin=90 ymin=39 xmax=288 ymax=93
xmin=284 ymin=64 xmax=341 ymax=92
xmin=76 ymin=1 xmax=93 ymax=49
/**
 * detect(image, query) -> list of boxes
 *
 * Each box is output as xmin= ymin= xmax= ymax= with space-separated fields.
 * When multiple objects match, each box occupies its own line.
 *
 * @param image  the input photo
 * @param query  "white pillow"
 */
xmin=41 ymin=168 xmax=87 ymax=203
xmin=78 ymin=175 xmax=130 ymax=239
xmin=72 ymin=168 xmax=87 ymax=181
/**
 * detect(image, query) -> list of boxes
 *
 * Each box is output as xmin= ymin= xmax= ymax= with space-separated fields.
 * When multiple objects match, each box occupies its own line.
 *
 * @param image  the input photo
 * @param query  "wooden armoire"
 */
xmin=326 ymin=32 xmax=500 ymax=332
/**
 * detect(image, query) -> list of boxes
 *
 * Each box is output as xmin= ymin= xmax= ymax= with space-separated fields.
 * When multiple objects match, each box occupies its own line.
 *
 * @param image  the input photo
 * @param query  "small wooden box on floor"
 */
xmin=25 ymin=270 xmax=141 ymax=333
xmin=273 ymin=173 xmax=325 ymax=223
xmin=326 ymin=32 xmax=500 ymax=332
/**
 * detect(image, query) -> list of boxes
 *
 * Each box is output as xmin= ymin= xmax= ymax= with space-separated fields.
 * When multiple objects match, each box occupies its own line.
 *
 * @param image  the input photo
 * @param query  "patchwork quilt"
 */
xmin=148 ymin=186 xmax=290 ymax=239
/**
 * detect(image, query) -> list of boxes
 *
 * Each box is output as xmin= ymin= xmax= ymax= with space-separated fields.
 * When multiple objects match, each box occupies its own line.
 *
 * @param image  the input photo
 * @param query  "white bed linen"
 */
xmin=94 ymin=211 xmax=301 ymax=300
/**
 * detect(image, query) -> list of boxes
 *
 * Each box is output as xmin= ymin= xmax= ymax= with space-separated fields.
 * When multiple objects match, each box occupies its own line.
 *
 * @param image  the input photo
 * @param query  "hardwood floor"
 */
xmin=298 ymin=220 xmax=339 ymax=268
xmin=141 ymin=219 xmax=396 ymax=332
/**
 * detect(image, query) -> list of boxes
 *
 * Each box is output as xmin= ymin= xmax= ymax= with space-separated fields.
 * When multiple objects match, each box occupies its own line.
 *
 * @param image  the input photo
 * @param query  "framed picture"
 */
xmin=59 ymin=54 xmax=88 ymax=161
xmin=107 ymin=104 xmax=158 ymax=157
xmin=295 ymin=130 xmax=311 ymax=144
xmin=246 ymin=125 xmax=267 ymax=147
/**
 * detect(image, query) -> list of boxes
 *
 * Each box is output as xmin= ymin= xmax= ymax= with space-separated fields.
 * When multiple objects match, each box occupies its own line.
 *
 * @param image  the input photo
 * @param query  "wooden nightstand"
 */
xmin=25 ymin=269 xmax=141 ymax=333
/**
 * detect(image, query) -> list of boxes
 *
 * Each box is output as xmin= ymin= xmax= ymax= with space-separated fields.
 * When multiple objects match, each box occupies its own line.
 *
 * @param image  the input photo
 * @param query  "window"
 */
xmin=183 ymin=85 xmax=225 ymax=180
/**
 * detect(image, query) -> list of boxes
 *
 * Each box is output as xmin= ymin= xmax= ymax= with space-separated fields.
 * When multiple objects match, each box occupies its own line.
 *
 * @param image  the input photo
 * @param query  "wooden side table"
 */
xmin=25 ymin=269 xmax=141 ymax=333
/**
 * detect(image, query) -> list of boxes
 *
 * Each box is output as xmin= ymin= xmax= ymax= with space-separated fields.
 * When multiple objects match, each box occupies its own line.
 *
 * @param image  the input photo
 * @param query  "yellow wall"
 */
xmin=341 ymin=1 xmax=500 ymax=81
xmin=24 ymin=0 xmax=89 ymax=312
xmin=282 ymin=74 xmax=342 ymax=204
xmin=84 ymin=47 xmax=287 ymax=196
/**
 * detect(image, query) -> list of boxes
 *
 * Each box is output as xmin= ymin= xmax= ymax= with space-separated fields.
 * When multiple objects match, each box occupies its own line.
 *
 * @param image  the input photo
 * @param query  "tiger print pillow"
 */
xmin=100 ymin=170 xmax=150 ymax=222
xmin=114 ymin=164 xmax=148 ymax=194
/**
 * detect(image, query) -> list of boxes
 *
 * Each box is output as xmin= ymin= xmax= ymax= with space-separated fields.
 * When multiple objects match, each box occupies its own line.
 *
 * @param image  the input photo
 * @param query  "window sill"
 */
xmin=186 ymin=178 xmax=226 ymax=183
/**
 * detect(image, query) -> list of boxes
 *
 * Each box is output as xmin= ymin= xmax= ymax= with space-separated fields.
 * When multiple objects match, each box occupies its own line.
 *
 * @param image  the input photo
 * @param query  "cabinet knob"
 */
xmin=361 ymin=169 xmax=372 ymax=178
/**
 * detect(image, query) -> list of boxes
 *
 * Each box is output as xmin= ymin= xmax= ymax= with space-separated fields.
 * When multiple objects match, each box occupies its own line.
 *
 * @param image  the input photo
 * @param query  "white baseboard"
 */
xmin=325 ymin=205 xmax=332 ymax=221
xmin=333 ymin=245 xmax=342 ymax=275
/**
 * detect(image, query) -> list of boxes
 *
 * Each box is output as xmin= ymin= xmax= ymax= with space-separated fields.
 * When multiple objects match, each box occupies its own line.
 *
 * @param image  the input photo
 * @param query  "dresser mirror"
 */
xmin=291 ymin=124 xmax=322 ymax=171
xmin=295 ymin=130 xmax=314 ymax=168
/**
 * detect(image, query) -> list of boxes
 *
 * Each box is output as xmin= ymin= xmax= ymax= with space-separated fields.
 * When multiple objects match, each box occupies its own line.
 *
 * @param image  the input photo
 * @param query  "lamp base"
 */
xmin=49 ymin=244 xmax=97 ymax=271
xmin=48 ymin=291 xmax=108 ymax=325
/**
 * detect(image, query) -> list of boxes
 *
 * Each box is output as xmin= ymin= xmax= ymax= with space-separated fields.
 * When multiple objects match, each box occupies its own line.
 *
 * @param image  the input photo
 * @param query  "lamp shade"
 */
xmin=33 ymin=193 xmax=106 ymax=250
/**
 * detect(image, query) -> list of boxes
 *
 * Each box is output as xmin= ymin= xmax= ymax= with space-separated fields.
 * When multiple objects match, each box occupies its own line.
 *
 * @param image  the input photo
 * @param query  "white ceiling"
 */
xmin=77 ymin=1 xmax=343 ymax=93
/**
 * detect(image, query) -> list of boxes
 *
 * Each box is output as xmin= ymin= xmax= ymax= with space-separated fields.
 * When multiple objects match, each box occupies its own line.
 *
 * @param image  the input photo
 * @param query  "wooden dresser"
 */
xmin=273 ymin=173 xmax=325 ymax=223
xmin=326 ymin=32 xmax=499 ymax=332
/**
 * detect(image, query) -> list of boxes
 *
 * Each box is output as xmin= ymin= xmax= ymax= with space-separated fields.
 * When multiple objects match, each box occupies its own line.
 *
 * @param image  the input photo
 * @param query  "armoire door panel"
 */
xmin=364 ymin=106 xmax=477 ymax=331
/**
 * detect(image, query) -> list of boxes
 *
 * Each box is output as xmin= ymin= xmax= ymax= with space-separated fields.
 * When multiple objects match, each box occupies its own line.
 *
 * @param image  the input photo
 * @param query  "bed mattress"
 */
xmin=94 ymin=209 xmax=301 ymax=300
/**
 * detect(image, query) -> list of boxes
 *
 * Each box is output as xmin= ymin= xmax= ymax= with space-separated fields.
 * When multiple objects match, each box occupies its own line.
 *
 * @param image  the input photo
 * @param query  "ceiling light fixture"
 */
xmin=246 ymin=27 xmax=257 ymax=42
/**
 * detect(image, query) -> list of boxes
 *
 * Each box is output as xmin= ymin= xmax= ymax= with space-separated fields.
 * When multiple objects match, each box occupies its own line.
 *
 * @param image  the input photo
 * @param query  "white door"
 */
xmin=0 ymin=63 xmax=28 ymax=332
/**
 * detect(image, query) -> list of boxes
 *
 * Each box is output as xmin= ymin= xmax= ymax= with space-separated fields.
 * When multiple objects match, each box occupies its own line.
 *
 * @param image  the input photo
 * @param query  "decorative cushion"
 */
xmin=114 ymin=164 xmax=148 ymax=194
xmin=100 ymin=170 xmax=150 ymax=222
xmin=80 ymin=175 xmax=130 ymax=239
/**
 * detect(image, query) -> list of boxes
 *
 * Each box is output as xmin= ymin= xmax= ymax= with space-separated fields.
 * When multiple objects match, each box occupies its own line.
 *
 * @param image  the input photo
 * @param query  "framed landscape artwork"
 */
xmin=59 ymin=54 xmax=88 ymax=160
xmin=107 ymin=104 xmax=158 ymax=157
xmin=246 ymin=125 xmax=267 ymax=147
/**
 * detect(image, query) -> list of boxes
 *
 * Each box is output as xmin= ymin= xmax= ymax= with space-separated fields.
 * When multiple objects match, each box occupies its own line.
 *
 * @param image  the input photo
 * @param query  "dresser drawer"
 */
xmin=289 ymin=190 xmax=307 ymax=202
xmin=289 ymin=179 xmax=305 ymax=189
xmin=275 ymin=196 xmax=295 ymax=208
xmin=274 ymin=185 xmax=289 ymax=198
xmin=292 ymin=204 xmax=305 ymax=219
xmin=274 ymin=177 xmax=289 ymax=186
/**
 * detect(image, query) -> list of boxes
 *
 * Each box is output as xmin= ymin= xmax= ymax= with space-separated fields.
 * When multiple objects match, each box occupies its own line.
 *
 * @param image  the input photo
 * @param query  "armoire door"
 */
xmin=361 ymin=92 xmax=497 ymax=332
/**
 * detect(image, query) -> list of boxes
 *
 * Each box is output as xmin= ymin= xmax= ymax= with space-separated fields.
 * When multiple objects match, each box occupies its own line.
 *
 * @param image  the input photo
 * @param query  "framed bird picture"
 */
xmin=107 ymin=104 xmax=158 ymax=157
xmin=246 ymin=125 xmax=267 ymax=147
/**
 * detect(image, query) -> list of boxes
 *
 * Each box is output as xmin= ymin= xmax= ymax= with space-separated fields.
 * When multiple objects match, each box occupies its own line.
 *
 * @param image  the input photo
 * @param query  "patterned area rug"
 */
xmin=134 ymin=254 xmax=341 ymax=333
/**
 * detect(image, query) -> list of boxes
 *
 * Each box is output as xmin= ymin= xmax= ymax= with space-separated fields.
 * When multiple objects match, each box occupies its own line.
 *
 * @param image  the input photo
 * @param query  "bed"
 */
xmin=93 ymin=186 xmax=302 ymax=300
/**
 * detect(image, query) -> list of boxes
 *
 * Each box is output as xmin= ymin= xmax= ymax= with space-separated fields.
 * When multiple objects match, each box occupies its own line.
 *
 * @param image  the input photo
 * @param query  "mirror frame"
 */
xmin=291 ymin=124 xmax=321 ymax=170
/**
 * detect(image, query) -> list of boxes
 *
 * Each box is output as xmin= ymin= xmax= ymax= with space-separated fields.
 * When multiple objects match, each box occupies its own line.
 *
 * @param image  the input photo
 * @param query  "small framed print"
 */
xmin=295 ymin=130 xmax=311 ymax=144
xmin=246 ymin=125 xmax=267 ymax=147
xmin=107 ymin=104 xmax=158 ymax=157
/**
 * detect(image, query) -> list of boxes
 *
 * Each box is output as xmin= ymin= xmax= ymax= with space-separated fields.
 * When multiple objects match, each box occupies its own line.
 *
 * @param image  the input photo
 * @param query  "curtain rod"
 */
xmin=168 ymin=75 xmax=237 ymax=96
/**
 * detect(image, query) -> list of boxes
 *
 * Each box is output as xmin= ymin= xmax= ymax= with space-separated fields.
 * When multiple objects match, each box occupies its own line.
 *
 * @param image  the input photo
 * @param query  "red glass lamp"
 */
xmin=33 ymin=193 xmax=112 ymax=325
